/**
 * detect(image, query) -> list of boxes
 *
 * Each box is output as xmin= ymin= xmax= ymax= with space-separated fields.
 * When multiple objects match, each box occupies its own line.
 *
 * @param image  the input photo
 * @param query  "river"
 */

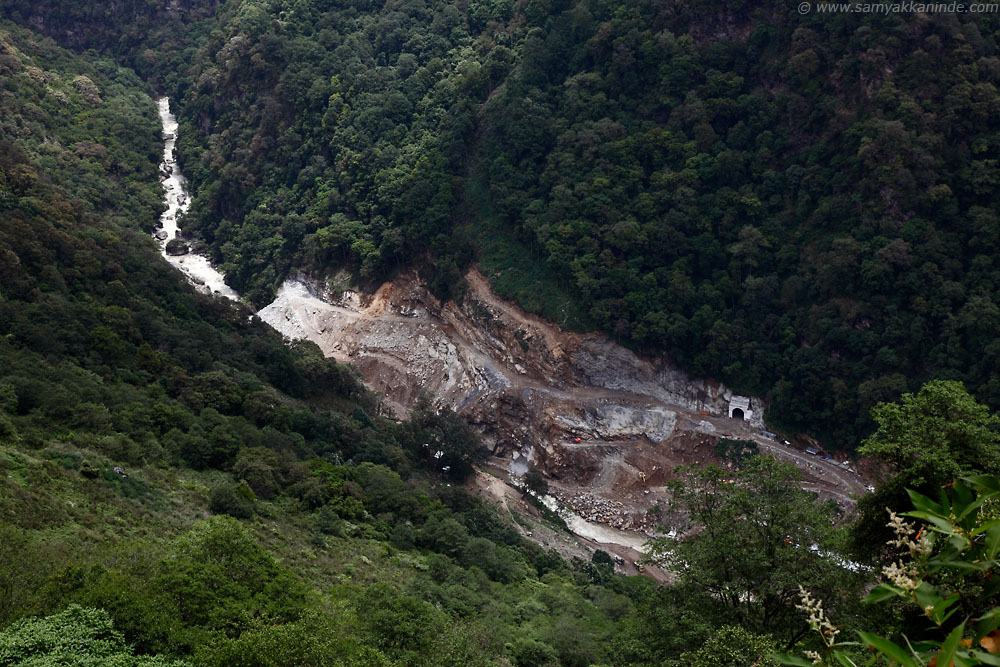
xmin=539 ymin=494 xmax=651 ymax=552
xmin=154 ymin=97 xmax=238 ymax=300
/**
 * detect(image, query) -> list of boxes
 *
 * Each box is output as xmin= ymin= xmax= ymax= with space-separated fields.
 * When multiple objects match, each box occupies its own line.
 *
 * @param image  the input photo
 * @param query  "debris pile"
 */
xmin=552 ymin=490 xmax=657 ymax=532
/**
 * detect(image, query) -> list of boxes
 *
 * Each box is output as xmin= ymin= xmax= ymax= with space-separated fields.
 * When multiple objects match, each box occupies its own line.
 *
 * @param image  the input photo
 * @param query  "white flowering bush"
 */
xmin=775 ymin=475 xmax=1000 ymax=666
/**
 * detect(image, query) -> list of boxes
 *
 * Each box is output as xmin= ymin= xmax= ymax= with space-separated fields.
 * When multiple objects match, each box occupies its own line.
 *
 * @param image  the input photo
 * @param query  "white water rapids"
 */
xmin=539 ymin=494 xmax=651 ymax=553
xmin=154 ymin=97 xmax=238 ymax=300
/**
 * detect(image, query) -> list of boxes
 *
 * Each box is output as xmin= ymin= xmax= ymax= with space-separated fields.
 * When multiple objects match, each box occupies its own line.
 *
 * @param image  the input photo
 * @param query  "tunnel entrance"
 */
xmin=728 ymin=396 xmax=752 ymax=421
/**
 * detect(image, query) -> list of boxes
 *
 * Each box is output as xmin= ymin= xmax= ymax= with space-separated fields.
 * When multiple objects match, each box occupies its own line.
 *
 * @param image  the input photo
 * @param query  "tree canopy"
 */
xmin=7 ymin=1 xmax=1000 ymax=665
xmin=853 ymin=380 xmax=1000 ymax=557
xmin=651 ymin=456 xmax=865 ymax=646
xmin=0 ymin=605 xmax=189 ymax=666
xmin=860 ymin=380 xmax=1000 ymax=487
xmin=9 ymin=0 xmax=1000 ymax=447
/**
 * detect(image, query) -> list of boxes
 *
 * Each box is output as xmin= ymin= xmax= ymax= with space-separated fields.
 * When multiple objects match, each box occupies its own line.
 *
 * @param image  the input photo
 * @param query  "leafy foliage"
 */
xmin=714 ymin=438 xmax=760 ymax=468
xmin=523 ymin=467 xmax=549 ymax=497
xmin=0 ymin=604 xmax=188 ymax=666
xmin=677 ymin=625 xmax=779 ymax=667
xmin=402 ymin=394 xmax=490 ymax=481
xmin=860 ymin=380 xmax=1000 ymax=485
xmin=651 ymin=456 xmax=866 ymax=646
xmin=779 ymin=475 xmax=1000 ymax=666
xmin=853 ymin=381 xmax=1000 ymax=557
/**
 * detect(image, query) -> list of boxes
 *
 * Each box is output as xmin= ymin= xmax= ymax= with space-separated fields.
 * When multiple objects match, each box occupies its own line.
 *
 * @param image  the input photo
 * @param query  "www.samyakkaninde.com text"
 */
xmin=800 ymin=2 xmax=999 ymax=13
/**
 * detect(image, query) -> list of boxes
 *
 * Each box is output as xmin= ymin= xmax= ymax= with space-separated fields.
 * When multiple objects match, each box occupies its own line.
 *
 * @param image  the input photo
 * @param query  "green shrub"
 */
xmin=0 ymin=604 xmax=189 ymax=666
xmin=209 ymin=481 xmax=255 ymax=519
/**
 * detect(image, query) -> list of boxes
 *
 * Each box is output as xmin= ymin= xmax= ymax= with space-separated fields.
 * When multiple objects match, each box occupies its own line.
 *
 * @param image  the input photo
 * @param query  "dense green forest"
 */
xmin=6 ymin=1 xmax=1000 ymax=665
xmin=6 ymin=0 xmax=1000 ymax=454
xmin=7 ymin=0 xmax=1000 ymax=447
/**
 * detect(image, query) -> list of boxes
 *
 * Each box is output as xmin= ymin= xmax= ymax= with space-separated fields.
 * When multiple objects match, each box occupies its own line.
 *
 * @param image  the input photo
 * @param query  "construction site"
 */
xmin=259 ymin=267 xmax=869 ymax=575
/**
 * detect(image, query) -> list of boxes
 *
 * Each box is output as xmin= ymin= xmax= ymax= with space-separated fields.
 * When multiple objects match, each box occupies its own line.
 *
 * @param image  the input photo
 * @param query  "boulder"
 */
xmin=165 ymin=238 xmax=189 ymax=256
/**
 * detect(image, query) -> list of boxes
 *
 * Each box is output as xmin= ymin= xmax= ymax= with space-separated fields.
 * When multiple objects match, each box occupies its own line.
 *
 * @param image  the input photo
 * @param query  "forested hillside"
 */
xmin=0 ymin=23 xmax=645 ymax=666
xmin=8 ymin=2 xmax=1000 ymax=665
xmin=1 ymin=24 xmax=873 ymax=664
xmin=7 ymin=0 xmax=995 ymax=447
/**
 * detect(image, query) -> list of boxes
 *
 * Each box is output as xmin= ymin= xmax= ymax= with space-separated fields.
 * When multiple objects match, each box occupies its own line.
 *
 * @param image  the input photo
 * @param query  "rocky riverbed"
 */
xmin=153 ymin=97 xmax=238 ymax=300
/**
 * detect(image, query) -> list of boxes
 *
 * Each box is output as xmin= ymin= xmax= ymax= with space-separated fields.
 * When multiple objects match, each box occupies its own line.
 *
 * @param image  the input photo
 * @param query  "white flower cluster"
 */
xmin=882 ymin=560 xmax=917 ymax=593
xmin=796 ymin=586 xmax=840 ymax=647
xmin=886 ymin=509 xmax=932 ymax=558
xmin=881 ymin=509 xmax=932 ymax=594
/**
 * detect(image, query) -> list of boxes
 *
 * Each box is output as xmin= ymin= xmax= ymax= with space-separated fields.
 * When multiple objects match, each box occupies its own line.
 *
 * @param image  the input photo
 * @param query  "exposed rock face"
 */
xmin=554 ymin=404 xmax=678 ymax=443
xmin=258 ymin=268 xmax=764 ymax=455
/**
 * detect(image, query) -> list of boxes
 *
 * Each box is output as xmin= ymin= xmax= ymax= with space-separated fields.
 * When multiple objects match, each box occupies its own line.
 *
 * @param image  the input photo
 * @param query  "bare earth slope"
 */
xmin=259 ymin=268 xmax=865 ymax=542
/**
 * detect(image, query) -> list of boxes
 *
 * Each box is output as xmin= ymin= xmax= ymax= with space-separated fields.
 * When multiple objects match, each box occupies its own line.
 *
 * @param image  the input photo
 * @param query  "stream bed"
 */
xmin=154 ymin=97 xmax=238 ymax=300
xmin=539 ymin=494 xmax=650 ymax=553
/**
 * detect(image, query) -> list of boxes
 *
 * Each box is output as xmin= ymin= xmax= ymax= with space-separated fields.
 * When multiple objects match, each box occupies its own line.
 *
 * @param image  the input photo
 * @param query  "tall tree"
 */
xmin=852 ymin=380 xmax=1000 ymax=558
xmin=860 ymin=380 xmax=1000 ymax=486
xmin=650 ymin=456 xmax=865 ymax=647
